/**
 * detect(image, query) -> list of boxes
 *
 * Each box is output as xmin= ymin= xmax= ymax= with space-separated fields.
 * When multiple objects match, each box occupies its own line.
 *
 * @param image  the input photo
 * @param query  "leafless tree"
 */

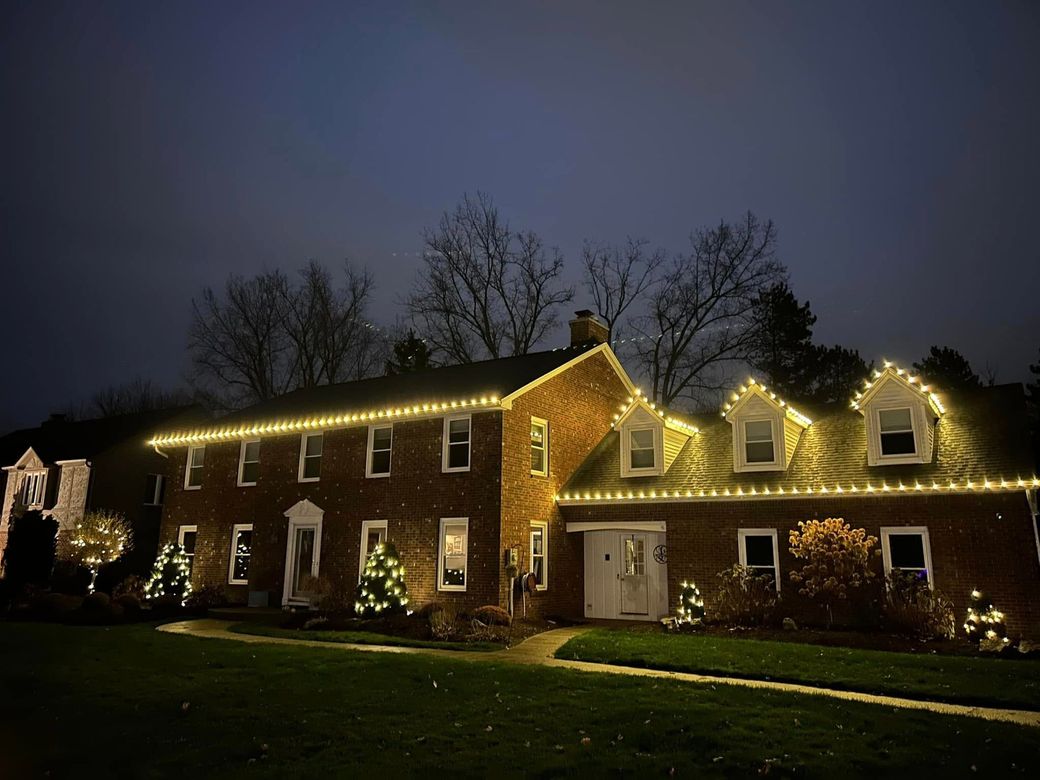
xmin=89 ymin=378 xmax=192 ymax=418
xmin=633 ymin=212 xmax=785 ymax=407
xmin=581 ymin=237 xmax=665 ymax=345
xmin=281 ymin=261 xmax=381 ymax=387
xmin=188 ymin=261 xmax=384 ymax=409
xmin=405 ymin=192 xmax=574 ymax=363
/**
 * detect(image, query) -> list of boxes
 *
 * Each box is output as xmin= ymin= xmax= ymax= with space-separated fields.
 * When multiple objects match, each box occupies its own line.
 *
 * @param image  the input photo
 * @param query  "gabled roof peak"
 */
xmin=612 ymin=390 xmax=699 ymax=435
xmin=851 ymin=363 xmax=945 ymax=416
xmin=721 ymin=378 xmax=812 ymax=428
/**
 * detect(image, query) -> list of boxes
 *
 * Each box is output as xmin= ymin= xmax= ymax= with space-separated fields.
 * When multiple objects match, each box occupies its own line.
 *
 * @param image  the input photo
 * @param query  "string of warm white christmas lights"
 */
xmin=557 ymin=477 xmax=1040 ymax=504
xmin=851 ymin=362 xmax=945 ymax=415
xmin=148 ymin=395 xmax=502 ymax=446
xmin=721 ymin=377 xmax=813 ymax=427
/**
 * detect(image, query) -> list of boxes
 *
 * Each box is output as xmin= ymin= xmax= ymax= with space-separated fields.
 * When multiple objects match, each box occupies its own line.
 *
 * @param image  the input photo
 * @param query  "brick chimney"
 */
xmin=568 ymin=310 xmax=609 ymax=346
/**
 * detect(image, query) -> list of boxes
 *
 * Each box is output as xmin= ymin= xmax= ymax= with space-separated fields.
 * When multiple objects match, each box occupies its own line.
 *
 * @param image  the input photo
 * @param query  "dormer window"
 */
xmin=854 ymin=366 xmax=941 ymax=467
xmin=878 ymin=408 xmax=916 ymax=456
xmin=628 ymin=427 xmax=657 ymax=470
xmin=743 ymin=420 xmax=775 ymax=464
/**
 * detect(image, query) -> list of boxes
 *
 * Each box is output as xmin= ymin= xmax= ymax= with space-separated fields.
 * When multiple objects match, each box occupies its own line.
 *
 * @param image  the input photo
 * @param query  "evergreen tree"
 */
xmin=144 ymin=542 xmax=193 ymax=605
xmin=963 ymin=589 xmax=1009 ymax=648
xmin=809 ymin=345 xmax=874 ymax=404
xmin=385 ymin=330 xmax=433 ymax=375
xmin=1026 ymin=348 xmax=1040 ymax=409
xmin=748 ymin=283 xmax=817 ymax=398
xmin=676 ymin=581 xmax=705 ymax=624
xmin=354 ymin=541 xmax=409 ymax=616
xmin=913 ymin=346 xmax=981 ymax=392
xmin=1 ymin=509 xmax=58 ymax=591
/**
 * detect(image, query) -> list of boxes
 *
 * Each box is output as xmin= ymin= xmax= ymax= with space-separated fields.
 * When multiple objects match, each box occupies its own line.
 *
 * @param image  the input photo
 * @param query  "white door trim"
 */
xmin=282 ymin=500 xmax=325 ymax=606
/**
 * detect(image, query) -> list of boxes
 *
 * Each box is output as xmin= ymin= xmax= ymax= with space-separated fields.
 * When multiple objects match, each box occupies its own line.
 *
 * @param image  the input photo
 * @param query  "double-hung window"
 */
xmin=144 ymin=474 xmax=165 ymax=506
xmin=228 ymin=524 xmax=253 ymax=585
xmin=443 ymin=416 xmax=471 ymax=472
xmin=530 ymin=521 xmax=548 ymax=590
xmin=628 ymin=427 xmax=656 ymax=470
xmin=438 ymin=517 xmax=469 ymax=591
xmin=878 ymin=408 xmax=916 ymax=456
xmin=744 ymin=420 xmax=775 ymax=464
xmin=238 ymin=439 xmax=260 ymax=486
xmin=738 ymin=529 xmax=780 ymax=590
xmin=299 ymin=433 xmax=323 ymax=482
xmin=21 ymin=471 xmax=47 ymax=507
xmin=178 ymin=525 xmax=198 ymax=577
xmin=530 ymin=418 xmax=548 ymax=476
xmin=185 ymin=445 xmax=205 ymax=490
xmin=367 ymin=425 xmax=393 ymax=478
xmin=881 ymin=527 xmax=932 ymax=584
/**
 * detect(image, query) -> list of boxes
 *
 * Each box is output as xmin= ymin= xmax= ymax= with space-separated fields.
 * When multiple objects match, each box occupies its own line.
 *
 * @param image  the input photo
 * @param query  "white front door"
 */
xmin=620 ymin=534 xmax=649 ymax=615
xmin=582 ymin=528 xmax=667 ymax=621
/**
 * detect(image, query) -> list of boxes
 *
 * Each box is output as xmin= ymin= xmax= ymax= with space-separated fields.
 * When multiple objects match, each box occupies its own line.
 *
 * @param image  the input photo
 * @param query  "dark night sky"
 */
xmin=2 ymin=1 xmax=1038 ymax=432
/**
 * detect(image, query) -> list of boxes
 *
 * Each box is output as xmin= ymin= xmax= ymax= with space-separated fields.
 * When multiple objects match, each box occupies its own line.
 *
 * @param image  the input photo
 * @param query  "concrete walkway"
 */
xmin=157 ymin=619 xmax=1040 ymax=729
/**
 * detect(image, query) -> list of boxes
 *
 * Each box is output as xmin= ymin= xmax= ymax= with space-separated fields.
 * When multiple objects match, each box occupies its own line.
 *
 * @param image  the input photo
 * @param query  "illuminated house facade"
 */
xmin=0 ymin=407 xmax=205 ymax=575
xmin=148 ymin=319 xmax=1040 ymax=635
xmin=150 ymin=313 xmax=632 ymax=614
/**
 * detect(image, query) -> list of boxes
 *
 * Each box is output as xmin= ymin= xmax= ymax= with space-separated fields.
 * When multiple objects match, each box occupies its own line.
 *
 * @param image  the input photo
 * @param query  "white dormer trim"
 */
xmin=3 ymin=446 xmax=46 ymax=472
xmin=724 ymin=383 xmax=809 ymax=474
xmin=614 ymin=395 xmax=695 ymax=478
xmin=620 ymin=422 xmax=663 ymax=477
xmin=855 ymin=368 xmax=939 ymax=467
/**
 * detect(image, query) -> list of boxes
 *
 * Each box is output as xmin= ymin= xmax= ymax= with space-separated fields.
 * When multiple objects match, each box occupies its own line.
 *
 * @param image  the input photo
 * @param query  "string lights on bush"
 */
xmin=144 ymin=543 xmax=193 ymax=606
xmin=354 ymin=541 xmax=409 ymax=617
xmin=676 ymin=581 xmax=705 ymax=624
xmin=963 ymin=589 xmax=1009 ymax=648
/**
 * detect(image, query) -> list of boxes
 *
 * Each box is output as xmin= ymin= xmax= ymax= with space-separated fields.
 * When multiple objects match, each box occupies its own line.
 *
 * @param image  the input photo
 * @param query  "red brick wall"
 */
xmin=499 ymin=351 xmax=631 ymax=617
xmin=160 ymin=412 xmax=503 ymax=608
xmin=561 ymin=493 xmax=1040 ymax=636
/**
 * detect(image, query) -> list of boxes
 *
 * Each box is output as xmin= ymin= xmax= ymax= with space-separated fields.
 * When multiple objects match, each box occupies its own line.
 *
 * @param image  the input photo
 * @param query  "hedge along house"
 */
xmin=149 ymin=313 xmax=634 ymax=614
xmin=559 ymin=367 xmax=1040 ymax=636
xmin=0 ymin=406 xmax=207 ymax=576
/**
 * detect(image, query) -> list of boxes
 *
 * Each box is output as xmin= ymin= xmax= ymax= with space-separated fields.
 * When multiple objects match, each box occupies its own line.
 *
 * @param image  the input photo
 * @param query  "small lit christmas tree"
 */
xmin=354 ymin=541 xmax=409 ymax=617
xmin=68 ymin=509 xmax=133 ymax=592
xmin=676 ymin=581 xmax=705 ymax=624
xmin=963 ymin=589 xmax=1008 ymax=649
xmin=144 ymin=542 xmax=193 ymax=605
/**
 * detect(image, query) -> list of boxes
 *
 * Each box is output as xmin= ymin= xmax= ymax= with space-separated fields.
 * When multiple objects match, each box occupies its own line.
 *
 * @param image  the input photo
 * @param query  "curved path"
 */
xmin=158 ymin=619 xmax=1040 ymax=729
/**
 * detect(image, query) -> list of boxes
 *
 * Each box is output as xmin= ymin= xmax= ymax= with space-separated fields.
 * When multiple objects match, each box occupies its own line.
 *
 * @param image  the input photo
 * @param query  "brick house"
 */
xmin=150 ymin=313 xmax=632 ymax=613
xmin=559 ymin=371 xmax=1040 ymax=636
xmin=148 ymin=318 xmax=1040 ymax=636
xmin=0 ymin=406 xmax=206 ymax=574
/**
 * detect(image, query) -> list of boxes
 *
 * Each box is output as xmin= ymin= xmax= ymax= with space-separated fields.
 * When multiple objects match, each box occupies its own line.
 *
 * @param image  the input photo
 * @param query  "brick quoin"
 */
xmin=560 ymin=492 xmax=1040 ymax=636
xmin=158 ymin=349 xmax=630 ymax=614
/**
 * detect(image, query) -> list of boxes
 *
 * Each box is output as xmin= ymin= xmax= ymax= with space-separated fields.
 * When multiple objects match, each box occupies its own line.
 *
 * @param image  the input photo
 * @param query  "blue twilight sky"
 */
xmin=1 ymin=1 xmax=1038 ymax=430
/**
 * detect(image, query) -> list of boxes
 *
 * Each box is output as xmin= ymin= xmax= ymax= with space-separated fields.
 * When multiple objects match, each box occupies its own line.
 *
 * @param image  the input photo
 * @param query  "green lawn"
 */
xmin=555 ymin=628 xmax=1040 ymax=710
xmin=1 ymin=623 xmax=1038 ymax=777
xmin=229 ymin=621 xmax=500 ymax=652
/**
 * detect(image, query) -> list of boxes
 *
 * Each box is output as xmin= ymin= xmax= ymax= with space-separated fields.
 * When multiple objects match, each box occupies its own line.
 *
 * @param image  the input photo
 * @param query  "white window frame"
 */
xmin=366 ymin=425 xmax=393 ymax=479
xmin=625 ymin=425 xmax=659 ymax=474
xmin=184 ymin=445 xmax=205 ymax=490
xmin=227 ymin=523 xmax=253 ymax=585
xmin=283 ymin=512 xmax=324 ymax=606
xmin=442 ymin=415 xmax=472 ymax=473
xmin=530 ymin=417 xmax=549 ymax=477
xmin=737 ymin=528 xmax=781 ymax=592
xmin=237 ymin=439 xmax=261 ymax=487
xmin=742 ymin=418 xmax=779 ymax=467
xmin=880 ymin=526 xmax=933 ymax=586
xmin=875 ymin=406 xmax=918 ymax=461
xmin=437 ymin=517 xmax=469 ymax=592
xmin=298 ymin=432 xmax=323 ymax=483
xmin=144 ymin=473 xmax=165 ymax=506
xmin=178 ymin=524 xmax=198 ymax=576
xmin=358 ymin=519 xmax=388 ymax=581
xmin=530 ymin=520 xmax=548 ymax=591
xmin=20 ymin=470 xmax=47 ymax=508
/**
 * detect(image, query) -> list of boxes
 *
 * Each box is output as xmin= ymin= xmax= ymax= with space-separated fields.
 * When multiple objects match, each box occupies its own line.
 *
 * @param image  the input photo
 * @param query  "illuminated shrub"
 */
xmin=676 ymin=581 xmax=706 ymax=624
xmin=354 ymin=541 xmax=409 ymax=617
xmin=144 ymin=543 xmax=192 ymax=606
xmin=788 ymin=518 xmax=878 ymax=626
xmin=68 ymin=510 xmax=133 ymax=592
xmin=964 ymin=589 xmax=1009 ymax=651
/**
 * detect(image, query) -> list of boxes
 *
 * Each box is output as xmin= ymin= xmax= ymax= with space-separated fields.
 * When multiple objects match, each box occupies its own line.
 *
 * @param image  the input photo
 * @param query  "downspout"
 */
xmin=1027 ymin=488 xmax=1039 ymax=571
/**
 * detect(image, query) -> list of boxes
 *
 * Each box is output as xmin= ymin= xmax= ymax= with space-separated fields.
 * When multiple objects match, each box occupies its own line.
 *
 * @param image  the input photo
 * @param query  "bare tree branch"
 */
xmin=633 ymin=212 xmax=785 ymax=407
xmin=581 ymin=237 xmax=664 ymax=344
xmin=405 ymin=192 xmax=574 ymax=363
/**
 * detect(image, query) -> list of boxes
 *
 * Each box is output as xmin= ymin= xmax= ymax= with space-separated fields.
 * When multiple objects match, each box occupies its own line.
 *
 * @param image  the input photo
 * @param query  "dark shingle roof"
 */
xmin=562 ymin=383 xmax=1037 ymax=499
xmin=167 ymin=343 xmax=600 ymax=434
xmin=0 ymin=406 xmax=208 ymax=466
